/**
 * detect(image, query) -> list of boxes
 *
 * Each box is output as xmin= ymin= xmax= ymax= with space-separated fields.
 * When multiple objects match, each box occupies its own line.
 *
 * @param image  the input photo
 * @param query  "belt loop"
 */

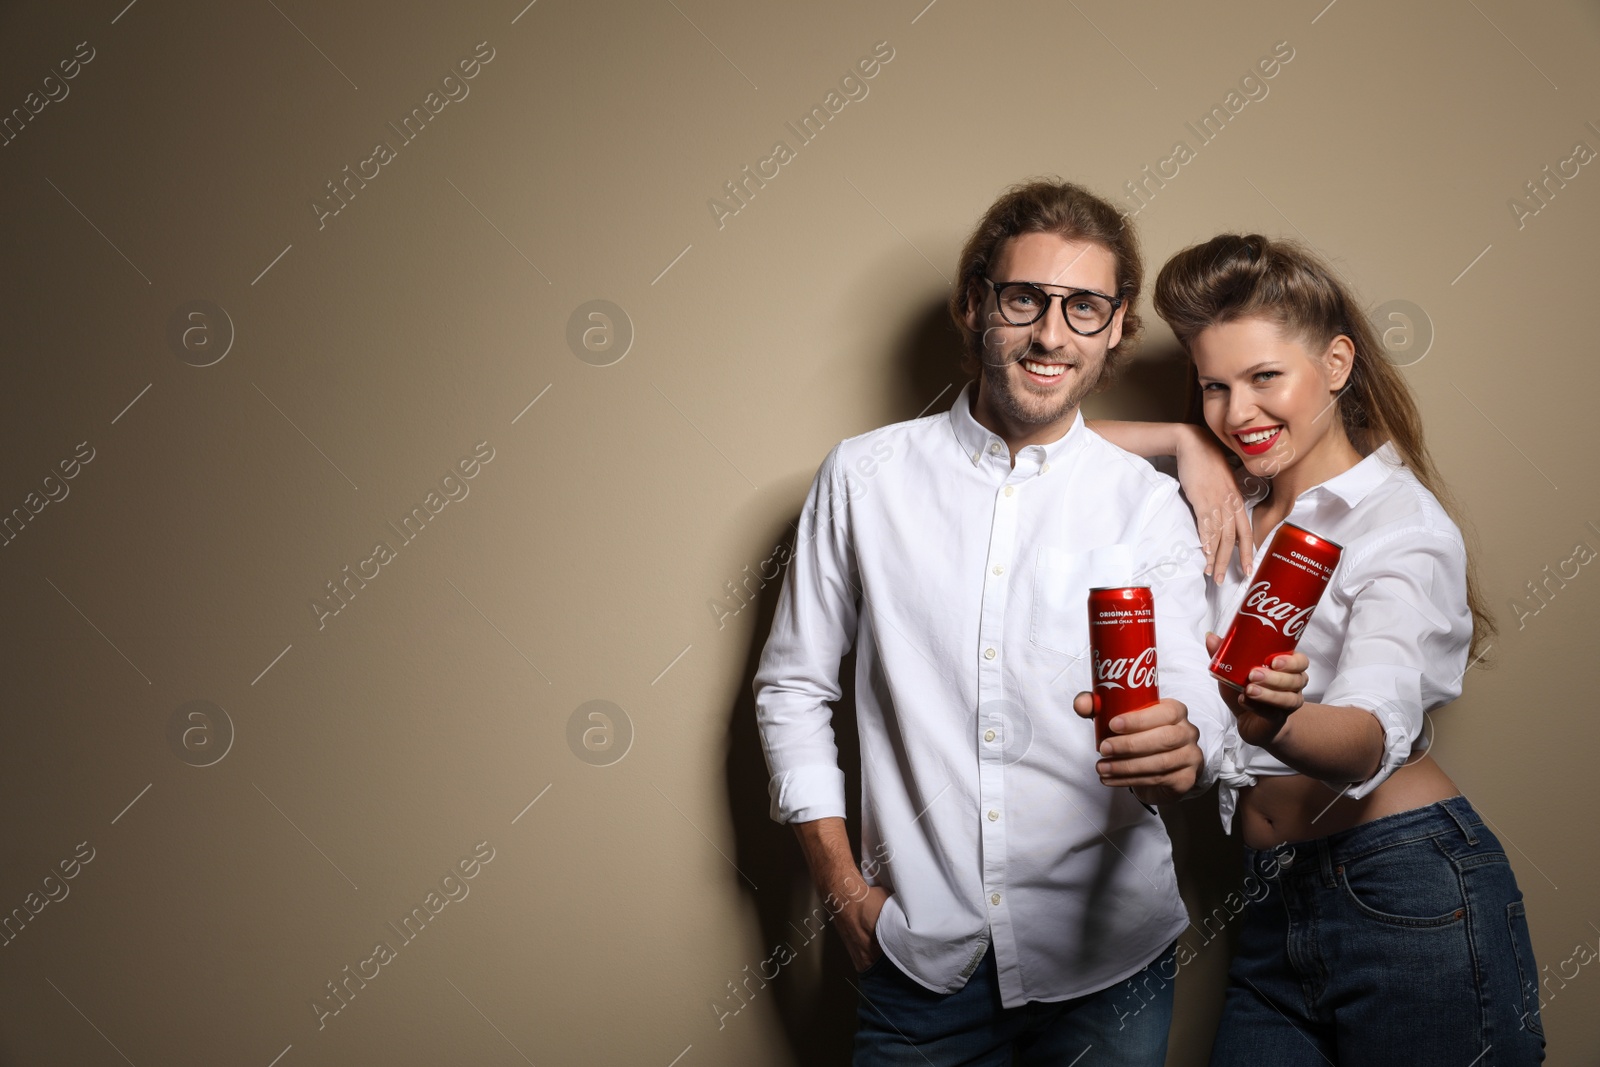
xmin=1442 ymin=797 xmax=1479 ymax=845
xmin=1317 ymin=839 xmax=1336 ymax=888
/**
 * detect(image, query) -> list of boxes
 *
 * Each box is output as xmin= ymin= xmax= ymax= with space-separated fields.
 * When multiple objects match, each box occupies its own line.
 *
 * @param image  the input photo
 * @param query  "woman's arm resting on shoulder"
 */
xmin=1087 ymin=420 xmax=1253 ymax=582
xmin=1084 ymin=419 xmax=1187 ymax=460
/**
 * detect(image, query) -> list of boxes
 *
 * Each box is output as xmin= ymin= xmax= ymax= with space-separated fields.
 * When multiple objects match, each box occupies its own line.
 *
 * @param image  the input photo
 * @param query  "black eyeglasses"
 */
xmin=984 ymin=277 xmax=1122 ymax=335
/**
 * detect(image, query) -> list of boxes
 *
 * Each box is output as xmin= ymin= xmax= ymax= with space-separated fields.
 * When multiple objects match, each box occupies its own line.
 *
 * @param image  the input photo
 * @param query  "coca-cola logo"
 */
xmin=1238 ymin=580 xmax=1316 ymax=638
xmin=1094 ymin=646 xmax=1157 ymax=690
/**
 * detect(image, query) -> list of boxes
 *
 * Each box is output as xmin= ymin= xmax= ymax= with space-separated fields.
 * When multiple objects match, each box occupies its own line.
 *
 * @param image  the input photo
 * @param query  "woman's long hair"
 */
xmin=1153 ymin=233 xmax=1495 ymax=661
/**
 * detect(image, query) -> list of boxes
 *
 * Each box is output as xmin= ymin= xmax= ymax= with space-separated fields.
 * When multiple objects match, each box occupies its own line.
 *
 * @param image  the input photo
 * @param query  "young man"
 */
xmin=752 ymin=178 xmax=1229 ymax=1065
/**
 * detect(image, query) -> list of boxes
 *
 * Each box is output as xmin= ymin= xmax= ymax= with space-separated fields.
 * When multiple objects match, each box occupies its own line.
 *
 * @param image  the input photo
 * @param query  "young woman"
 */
xmin=1095 ymin=234 xmax=1544 ymax=1064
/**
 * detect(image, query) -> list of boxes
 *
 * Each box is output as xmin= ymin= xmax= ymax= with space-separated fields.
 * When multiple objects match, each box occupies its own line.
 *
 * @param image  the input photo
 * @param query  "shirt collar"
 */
xmin=1245 ymin=439 xmax=1404 ymax=508
xmin=947 ymin=379 xmax=1089 ymax=467
xmin=1308 ymin=439 xmax=1404 ymax=507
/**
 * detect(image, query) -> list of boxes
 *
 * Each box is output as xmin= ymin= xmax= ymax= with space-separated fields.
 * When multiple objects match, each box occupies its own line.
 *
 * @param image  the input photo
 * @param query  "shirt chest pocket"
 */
xmin=1031 ymin=543 xmax=1137 ymax=657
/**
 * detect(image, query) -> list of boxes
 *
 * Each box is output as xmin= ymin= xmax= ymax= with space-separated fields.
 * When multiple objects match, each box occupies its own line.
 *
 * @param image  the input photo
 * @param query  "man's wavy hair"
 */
xmin=948 ymin=177 xmax=1143 ymax=385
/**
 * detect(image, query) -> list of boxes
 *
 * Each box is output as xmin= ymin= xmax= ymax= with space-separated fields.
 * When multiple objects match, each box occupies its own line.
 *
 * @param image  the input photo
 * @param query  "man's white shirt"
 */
xmin=752 ymin=381 xmax=1231 ymax=1007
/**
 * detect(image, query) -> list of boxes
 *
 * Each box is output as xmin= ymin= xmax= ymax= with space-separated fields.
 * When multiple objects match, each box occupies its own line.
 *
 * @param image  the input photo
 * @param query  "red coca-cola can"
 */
xmin=1210 ymin=522 xmax=1343 ymax=692
xmin=1088 ymin=586 xmax=1160 ymax=745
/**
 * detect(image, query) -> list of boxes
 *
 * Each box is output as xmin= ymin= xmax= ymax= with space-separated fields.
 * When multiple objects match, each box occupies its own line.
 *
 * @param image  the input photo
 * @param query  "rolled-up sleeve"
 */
xmin=752 ymin=444 xmax=861 ymax=824
xmin=1319 ymin=527 xmax=1472 ymax=799
xmin=1135 ymin=479 xmax=1232 ymax=796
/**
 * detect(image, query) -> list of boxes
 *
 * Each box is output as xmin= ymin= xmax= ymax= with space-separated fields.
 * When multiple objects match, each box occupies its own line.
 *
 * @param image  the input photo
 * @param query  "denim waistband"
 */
xmin=1243 ymin=794 xmax=1484 ymax=878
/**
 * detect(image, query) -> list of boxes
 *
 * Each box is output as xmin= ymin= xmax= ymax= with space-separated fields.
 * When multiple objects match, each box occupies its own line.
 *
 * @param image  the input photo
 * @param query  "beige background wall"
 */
xmin=1 ymin=0 xmax=1596 ymax=1063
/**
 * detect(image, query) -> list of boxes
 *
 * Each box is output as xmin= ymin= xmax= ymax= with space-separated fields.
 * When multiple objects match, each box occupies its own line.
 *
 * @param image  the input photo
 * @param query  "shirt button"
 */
xmin=989 ymin=442 xmax=1002 ymax=454
xmin=1041 ymin=462 xmax=1050 ymax=473
xmin=984 ymin=648 xmax=996 ymax=660
xmin=987 ymin=810 xmax=999 ymax=822
xmin=984 ymin=729 xmax=997 ymax=742
xmin=990 ymin=892 xmax=1001 ymax=906
xmin=973 ymin=451 xmax=982 ymax=462
xmin=992 ymin=564 xmax=1004 ymax=575
xmin=1004 ymin=486 xmax=1014 ymax=497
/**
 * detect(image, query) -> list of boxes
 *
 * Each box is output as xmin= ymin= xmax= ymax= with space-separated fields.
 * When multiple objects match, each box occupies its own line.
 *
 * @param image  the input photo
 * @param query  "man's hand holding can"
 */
xmin=1072 ymin=694 xmax=1204 ymax=803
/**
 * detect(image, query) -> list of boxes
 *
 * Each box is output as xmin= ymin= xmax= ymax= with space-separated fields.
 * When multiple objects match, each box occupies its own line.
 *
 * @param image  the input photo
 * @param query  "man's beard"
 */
xmin=978 ymin=339 xmax=1103 ymax=427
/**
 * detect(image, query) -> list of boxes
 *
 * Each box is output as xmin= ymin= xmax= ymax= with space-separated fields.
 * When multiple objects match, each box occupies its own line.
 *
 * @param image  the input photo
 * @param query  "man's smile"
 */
xmin=1019 ymin=357 xmax=1077 ymax=384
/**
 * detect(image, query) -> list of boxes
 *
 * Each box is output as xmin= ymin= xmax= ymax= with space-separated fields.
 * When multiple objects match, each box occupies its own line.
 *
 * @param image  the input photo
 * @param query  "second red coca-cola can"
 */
xmin=1088 ymin=586 xmax=1160 ymax=745
xmin=1209 ymin=522 xmax=1343 ymax=692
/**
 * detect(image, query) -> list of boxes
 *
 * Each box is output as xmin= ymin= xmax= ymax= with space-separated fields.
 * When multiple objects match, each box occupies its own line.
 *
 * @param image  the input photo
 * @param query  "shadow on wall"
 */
xmin=717 ymin=296 xmax=962 ymax=1065
xmin=719 ymin=296 xmax=1249 ymax=1066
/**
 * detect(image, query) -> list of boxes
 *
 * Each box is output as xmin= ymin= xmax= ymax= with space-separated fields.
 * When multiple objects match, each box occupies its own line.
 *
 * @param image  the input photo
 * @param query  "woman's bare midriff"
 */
xmin=1236 ymin=753 xmax=1462 ymax=850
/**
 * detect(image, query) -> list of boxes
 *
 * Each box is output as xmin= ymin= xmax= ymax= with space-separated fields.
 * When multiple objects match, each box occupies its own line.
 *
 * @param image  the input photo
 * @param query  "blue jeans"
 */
xmin=1210 ymin=794 xmax=1546 ymax=1066
xmin=852 ymin=940 xmax=1177 ymax=1066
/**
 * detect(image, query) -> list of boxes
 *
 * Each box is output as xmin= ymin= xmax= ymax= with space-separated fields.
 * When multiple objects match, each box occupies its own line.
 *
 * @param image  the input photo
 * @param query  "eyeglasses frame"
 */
xmin=982 ymin=276 xmax=1124 ymax=336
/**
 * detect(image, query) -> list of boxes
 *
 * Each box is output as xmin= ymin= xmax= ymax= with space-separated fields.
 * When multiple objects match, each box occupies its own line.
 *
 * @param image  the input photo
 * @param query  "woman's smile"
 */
xmin=1232 ymin=424 xmax=1284 ymax=455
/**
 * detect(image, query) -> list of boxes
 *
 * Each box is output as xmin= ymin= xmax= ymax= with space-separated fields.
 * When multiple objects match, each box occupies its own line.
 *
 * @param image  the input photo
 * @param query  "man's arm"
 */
xmin=1071 ymin=478 xmax=1235 ymax=802
xmin=791 ymin=817 xmax=889 ymax=971
xmin=752 ymin=444 xmax=858 ymax=825
xmin=752 ymin=445 xmax=886 ymax=969
xmin=1137 ymin=478 xmax=1234 ymax=795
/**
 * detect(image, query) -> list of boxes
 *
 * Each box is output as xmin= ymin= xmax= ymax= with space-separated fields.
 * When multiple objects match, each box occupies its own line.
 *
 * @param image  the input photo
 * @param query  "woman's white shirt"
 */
xmin=1207 ymin=441 xmax=1475 ymax=832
